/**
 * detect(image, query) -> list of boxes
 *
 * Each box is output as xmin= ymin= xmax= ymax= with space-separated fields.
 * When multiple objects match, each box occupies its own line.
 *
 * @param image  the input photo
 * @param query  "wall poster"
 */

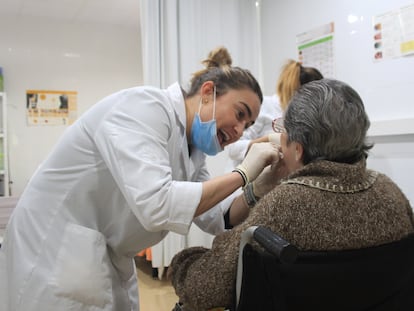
xmin=373 ymin=4 xmax=414 ymax=61
xmin=296 ymin=22 xmax=335 ymax=78
xmin=26 ymin=90 xmax=77 ymax=126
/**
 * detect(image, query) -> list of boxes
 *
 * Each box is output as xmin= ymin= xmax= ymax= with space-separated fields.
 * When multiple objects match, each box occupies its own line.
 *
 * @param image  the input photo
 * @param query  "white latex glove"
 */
xmin=236 ymin=142 xmax=281 ymax=183
xmin=252 ymin=160 xmax=290 ymax=198
xmin=268 ymin=133 xmax=281 ymax=145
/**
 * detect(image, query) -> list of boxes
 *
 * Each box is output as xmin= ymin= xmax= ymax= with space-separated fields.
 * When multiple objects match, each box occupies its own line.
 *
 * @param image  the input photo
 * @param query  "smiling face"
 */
xmin=199 ymin=87 xmax=261 ymax=148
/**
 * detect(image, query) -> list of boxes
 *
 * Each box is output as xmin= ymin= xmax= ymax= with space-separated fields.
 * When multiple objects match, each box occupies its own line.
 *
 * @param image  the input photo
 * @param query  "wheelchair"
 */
xmin=235 ymin=226 xmax=414 ymax=311
xmin=174 ymin=226 xmax=414 ymax=311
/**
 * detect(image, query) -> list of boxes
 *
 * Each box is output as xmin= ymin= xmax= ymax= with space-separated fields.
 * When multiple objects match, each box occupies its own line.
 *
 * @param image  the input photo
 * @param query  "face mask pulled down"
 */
xmin=191 ymin=87 xmax=223 ymax=156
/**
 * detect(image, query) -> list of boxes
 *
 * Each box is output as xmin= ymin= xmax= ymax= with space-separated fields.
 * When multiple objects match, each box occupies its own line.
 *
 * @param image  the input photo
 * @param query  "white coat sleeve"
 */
xmin=193 ymin=190 xmax=241 ymax=235
xmin=190 ymin=155 xmax=240 ymax=235
xmin=93 ymin=89 xmax=200 ymax=235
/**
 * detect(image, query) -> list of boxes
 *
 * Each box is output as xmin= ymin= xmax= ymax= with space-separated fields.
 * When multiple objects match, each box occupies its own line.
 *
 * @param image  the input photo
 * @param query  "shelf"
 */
xmin=367 ymin=118 xmax=414 ymax=137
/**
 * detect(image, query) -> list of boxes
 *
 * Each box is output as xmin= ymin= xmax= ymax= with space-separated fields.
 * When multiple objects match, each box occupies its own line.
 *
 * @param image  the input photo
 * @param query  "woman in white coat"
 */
xmin=0 ymin=47 xmax=280 ymax=310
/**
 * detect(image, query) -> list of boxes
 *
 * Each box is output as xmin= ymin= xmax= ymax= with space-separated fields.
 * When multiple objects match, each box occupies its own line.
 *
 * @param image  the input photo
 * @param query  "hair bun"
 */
xmin=202 ymin=46 xmax=232 ymax=69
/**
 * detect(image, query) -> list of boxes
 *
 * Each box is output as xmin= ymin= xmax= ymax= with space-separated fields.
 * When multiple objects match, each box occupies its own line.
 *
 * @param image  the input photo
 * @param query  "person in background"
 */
xmin=169 ymin=79 xmax=414 ymax=311
xmin=226 ymin=59 xmax=323 ymax=168
xmin=0 ymin=47 xmax=281 ymax=311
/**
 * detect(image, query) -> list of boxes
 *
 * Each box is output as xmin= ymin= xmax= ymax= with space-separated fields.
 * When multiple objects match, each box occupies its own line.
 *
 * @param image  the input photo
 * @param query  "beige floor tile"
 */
xmin=136 ymin=257 xmax=178 ymax=311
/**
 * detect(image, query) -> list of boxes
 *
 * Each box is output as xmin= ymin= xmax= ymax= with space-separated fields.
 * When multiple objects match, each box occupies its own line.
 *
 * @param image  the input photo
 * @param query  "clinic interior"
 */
xmin=0 ymin=0 xmax=413 ymax=310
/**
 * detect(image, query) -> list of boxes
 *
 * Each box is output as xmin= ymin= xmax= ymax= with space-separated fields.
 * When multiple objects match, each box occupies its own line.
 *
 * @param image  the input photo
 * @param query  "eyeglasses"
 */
xmin=272 ymin=117 xmax=285 ymax=133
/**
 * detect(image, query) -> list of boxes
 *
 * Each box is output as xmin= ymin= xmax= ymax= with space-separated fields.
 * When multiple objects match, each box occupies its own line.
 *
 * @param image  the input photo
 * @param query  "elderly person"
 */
xmin=169 ymin=79 xmax=414 ymax=311
xmin=225 ymin=59 xmax=323 ymax=169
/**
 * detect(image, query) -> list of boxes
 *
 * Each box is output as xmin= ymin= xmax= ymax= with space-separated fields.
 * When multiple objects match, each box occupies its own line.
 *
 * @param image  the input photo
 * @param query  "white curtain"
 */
xmin=139 ymin=0 xmax=181 ymax=88
xmin=139 ymin=0 xmax=262 ymax=278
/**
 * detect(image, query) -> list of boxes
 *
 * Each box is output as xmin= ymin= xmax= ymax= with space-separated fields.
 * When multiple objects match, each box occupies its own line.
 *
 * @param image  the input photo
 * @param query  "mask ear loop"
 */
xmin=198 ymin=85 xmax=217 ymax=119
xmin=197 ymin=97 xmax=203 ymax=114
xmin=212 ymin=85 xmax=217 ymax=119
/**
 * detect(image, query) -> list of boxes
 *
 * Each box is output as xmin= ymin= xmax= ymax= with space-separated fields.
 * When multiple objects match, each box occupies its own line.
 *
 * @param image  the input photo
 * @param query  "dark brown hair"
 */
xmin=187 ymin=46 xmax=263 ymax=103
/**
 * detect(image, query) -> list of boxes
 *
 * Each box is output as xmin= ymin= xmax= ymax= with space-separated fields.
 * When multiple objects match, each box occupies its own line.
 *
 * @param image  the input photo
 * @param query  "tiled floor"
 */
xmin=136 ymin=257 xmax=178 ymax=311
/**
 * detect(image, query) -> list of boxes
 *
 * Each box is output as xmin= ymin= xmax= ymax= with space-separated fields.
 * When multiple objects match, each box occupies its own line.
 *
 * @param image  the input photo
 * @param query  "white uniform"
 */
xmin=0 ymin=83 xmax=233 ymax=310
xmin=225 ymin=94 xmax=282 ymax=169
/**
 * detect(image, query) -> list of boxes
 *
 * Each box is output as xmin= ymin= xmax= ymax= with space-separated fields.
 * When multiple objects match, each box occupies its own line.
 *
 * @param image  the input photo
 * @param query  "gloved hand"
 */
xmin=236 ymin=142 xmax=281 ymax=184
xmin=252 ymin=160 xmax=290 ymax=198
xmin=268 ymin=133 xmax=281 ymax=145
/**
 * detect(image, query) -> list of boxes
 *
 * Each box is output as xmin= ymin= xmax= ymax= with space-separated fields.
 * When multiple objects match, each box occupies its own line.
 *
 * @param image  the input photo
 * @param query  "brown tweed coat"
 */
xmin=170 ymin=160 xmax=414 ymax=311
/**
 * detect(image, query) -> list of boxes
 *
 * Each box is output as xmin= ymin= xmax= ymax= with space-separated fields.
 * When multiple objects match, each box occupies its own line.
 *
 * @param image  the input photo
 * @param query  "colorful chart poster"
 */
xmin=26 ymin=90 xmax=77 ymax=126
xmin=296 ymin=22 xmax=335 ymax=78
xmin=373 ymin=4 xmax=414 ymax=61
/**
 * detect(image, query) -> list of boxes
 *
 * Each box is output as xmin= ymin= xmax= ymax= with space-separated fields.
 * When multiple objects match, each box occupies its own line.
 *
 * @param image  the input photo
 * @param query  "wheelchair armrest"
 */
xmin=253 ymin=226 xmax=298 ymax=264
xmin=236 ymin=226 xmax=298 ymax=308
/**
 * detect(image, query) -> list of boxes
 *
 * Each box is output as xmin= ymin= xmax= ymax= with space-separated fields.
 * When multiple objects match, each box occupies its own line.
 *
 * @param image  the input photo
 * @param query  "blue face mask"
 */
xmin=191 ymin=87 xmax=223 ymax=156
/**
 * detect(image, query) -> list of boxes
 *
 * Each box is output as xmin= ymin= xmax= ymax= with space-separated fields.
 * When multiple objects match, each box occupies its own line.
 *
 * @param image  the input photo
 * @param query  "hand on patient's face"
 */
xmin=268 ymin=133 xmax=281 ymax=146
xmin=252 ymin=159 xmax=289 ymax=198
xmin=240 ymin=142 xmax=281 ymax=182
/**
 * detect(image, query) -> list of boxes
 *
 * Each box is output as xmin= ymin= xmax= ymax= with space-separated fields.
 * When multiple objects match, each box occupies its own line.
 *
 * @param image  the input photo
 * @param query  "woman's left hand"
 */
xmin=252 ymin=160 xmax=289 ymax=198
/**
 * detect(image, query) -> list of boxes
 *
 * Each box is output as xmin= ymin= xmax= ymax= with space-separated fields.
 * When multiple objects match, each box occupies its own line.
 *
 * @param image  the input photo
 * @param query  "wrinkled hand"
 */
xmin=238 ymin=142 xmax=281 ymax=183
xmin=252 ymin=160 xmax=290 ymax=198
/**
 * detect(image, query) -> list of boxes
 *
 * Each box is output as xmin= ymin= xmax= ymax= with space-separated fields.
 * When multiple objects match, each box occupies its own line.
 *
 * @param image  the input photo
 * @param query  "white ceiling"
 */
xmin=0 ymin=0 xmax=140 ymax=29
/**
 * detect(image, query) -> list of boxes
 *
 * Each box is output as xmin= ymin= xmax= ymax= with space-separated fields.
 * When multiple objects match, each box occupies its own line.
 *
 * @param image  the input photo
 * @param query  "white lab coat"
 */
xmin=225 ymin=94 xmax=282 ymax=171
xmin=0 ymin=83 xmax=234 ymax=310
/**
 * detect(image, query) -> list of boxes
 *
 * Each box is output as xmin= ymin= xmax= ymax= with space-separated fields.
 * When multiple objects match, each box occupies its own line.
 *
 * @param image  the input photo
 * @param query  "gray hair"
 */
xmin=284 ymin=79 xmax=373 ymax=164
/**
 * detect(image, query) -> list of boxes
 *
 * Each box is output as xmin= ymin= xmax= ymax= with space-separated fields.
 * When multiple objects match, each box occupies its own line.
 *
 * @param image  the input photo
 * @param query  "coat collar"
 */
xmin=167 ymin=82 xmax=186 ymax=129
xmin=282 ymin=160 xmax=378 ymax=193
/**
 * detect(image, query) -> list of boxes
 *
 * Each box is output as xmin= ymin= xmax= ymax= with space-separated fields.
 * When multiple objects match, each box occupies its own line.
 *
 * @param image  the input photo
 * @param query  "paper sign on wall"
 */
xmin=373 ymin=4 xmax=414 ymax=61
xmin=296 ymin=22 xmax=335 ymax=78
xmin=26 ymin=90 xmax=77 ymax=126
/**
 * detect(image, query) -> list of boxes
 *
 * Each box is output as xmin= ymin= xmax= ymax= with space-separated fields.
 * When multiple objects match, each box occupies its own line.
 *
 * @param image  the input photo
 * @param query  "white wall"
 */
xmin=176 ymin=0 xmax=261 ymax=89
xmin=260 ymin=0 xmax=414 ymax=205
xmin=0 ymin=16 xmax=142 ymax=195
